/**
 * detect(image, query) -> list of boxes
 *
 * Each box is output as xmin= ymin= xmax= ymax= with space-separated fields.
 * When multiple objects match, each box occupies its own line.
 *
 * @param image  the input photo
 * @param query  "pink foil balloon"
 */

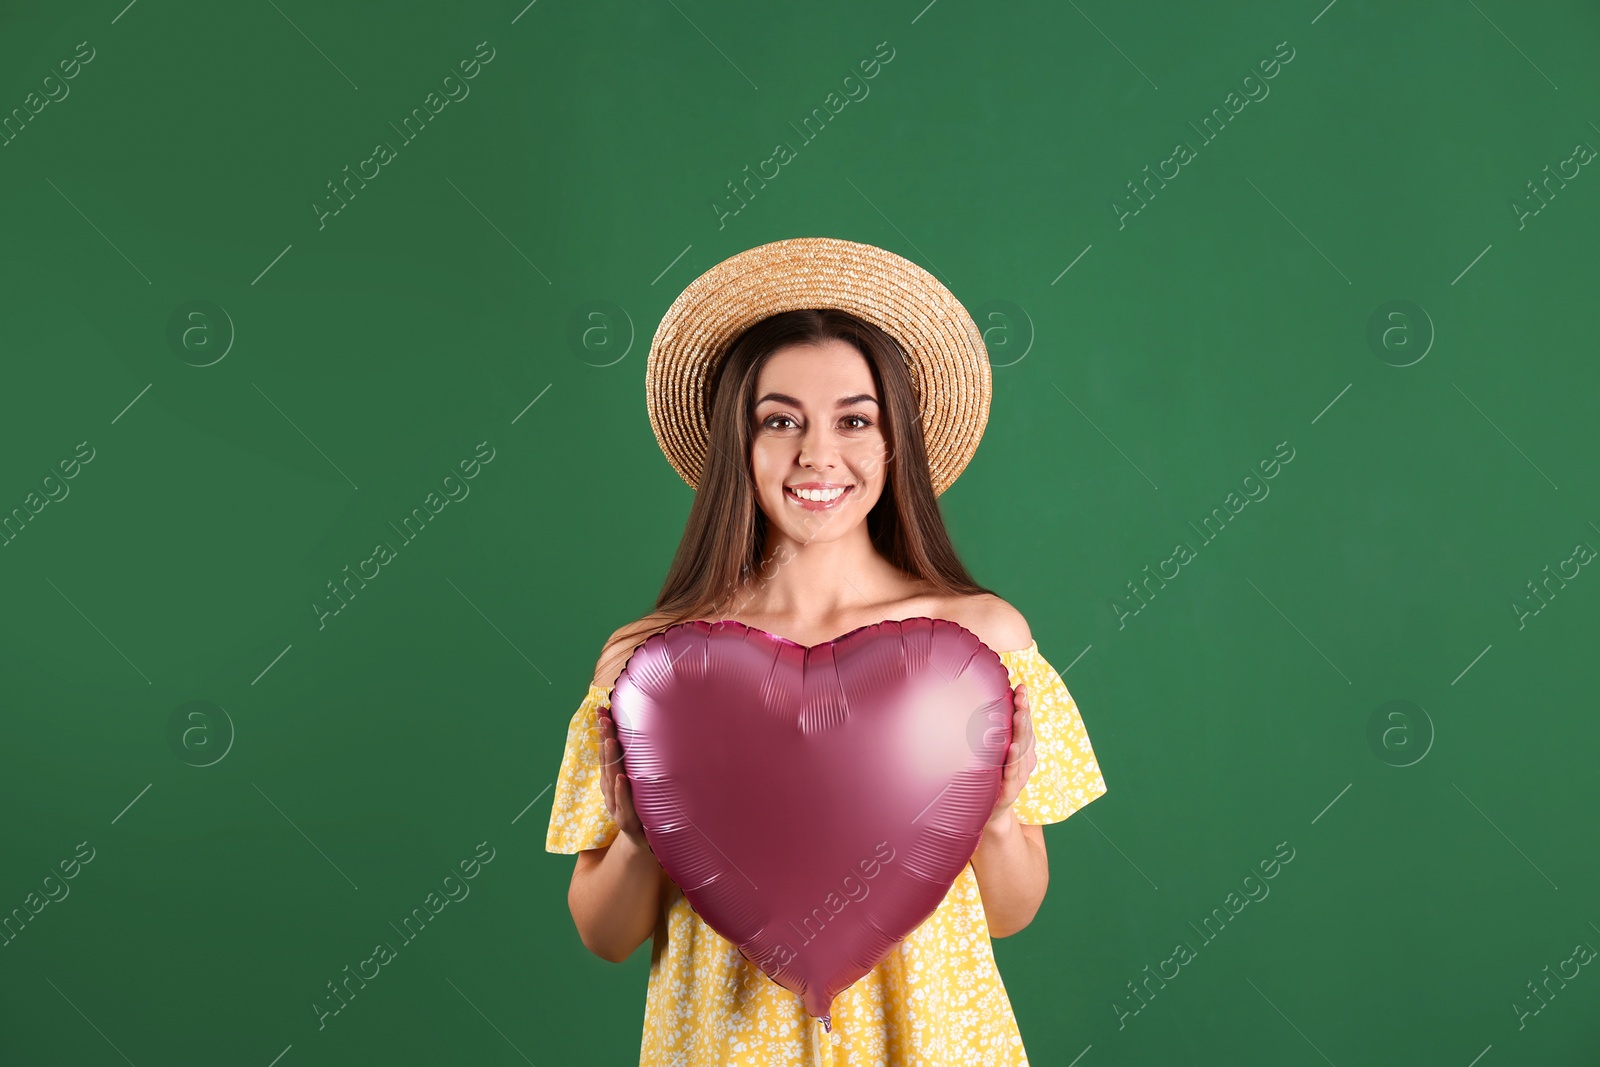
xmin=609 ymin=616 xmax=1015 ymax=1028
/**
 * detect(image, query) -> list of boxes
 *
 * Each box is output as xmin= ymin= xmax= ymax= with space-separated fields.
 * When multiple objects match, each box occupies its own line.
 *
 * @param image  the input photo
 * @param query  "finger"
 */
xmin=616 ymin=772 xmax=639 ymax=830
xmin=609 ymin=771 xmax=626 ymax=821
xmin=598 ymin=771 xmax=615 ymax=817
xmin=1000 ymin=748 xmax=1021 ymax=804
xmin=1017 ymin=697 xmax=1036 ymax=755
xmin=1010 ymin=712 xmax=1033 ymax=779
xmin=1012 ymin=686 xmax=1031 ymax=754
xmin=1014 ymin=696 xmax=1031 ymax=759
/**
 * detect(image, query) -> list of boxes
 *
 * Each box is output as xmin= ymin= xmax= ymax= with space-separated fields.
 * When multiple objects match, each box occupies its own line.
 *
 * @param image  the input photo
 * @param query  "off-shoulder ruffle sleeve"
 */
xmin=998 ymin=640 xmax=1107 ymax=825
xmin=544 ymin=684 xmax=621 ymax=853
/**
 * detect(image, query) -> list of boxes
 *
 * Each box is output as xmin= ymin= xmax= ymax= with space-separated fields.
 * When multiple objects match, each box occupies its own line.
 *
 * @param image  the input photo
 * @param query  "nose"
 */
xmin=796 ymin=423 xmax=840 ymax=473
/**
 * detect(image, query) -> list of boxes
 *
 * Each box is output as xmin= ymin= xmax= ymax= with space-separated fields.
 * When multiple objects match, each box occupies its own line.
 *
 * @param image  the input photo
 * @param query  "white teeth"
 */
xmin=791 ymin=486 xmax=846 ymax=502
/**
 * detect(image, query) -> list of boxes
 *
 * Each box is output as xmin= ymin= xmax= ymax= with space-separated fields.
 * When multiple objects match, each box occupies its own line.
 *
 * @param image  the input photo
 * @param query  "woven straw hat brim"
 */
xmin=645 ymin=236 xmax=991 ymax=497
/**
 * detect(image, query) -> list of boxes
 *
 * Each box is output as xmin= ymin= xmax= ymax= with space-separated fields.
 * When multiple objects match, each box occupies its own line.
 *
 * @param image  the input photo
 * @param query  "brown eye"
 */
xmin=762 ymin=414 xmax=797 ymax=430
xmin=841 ymin=414 xmax=873 ymax=430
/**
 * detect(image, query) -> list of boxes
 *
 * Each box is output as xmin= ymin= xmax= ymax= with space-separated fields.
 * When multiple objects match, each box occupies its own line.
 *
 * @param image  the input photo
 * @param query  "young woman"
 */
xmin=546 ymin=239 xmax=1107 ymax=1066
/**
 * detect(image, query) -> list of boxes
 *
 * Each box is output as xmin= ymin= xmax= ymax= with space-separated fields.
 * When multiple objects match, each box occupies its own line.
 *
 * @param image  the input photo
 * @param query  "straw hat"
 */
xmin=645 ymin=236 xmax=992 ymax=497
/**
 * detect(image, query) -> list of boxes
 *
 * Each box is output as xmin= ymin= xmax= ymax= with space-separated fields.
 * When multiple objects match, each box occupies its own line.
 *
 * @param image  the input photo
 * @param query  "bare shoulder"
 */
xmin=592 ymin=611 xmax=677 ymax=690
xmin=938 ymin=592 xmax=1032 ymax=654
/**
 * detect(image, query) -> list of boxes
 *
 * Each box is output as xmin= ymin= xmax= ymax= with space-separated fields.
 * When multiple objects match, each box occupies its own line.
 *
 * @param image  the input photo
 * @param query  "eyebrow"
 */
xmin=754 ymin=392 xmax=879 ymax=408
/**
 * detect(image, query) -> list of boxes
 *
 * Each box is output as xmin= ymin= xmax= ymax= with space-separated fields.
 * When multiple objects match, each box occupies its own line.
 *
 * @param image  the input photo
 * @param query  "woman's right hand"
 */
xmin=596 ymin=705 xmax=649 ymax=847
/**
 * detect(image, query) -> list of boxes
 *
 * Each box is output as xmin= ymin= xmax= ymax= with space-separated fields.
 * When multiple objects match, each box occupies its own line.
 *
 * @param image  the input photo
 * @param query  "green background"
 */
xmin=3 ymin=0 xmax=1598 ymax=1063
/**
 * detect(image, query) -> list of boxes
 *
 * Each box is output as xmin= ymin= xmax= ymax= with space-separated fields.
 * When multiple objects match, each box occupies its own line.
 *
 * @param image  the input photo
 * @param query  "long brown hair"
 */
xmin=615 ymin=308 xmax=993 ymax=649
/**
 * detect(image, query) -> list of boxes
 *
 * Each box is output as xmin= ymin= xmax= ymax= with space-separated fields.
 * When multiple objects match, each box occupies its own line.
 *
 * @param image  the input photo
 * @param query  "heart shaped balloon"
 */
xmin=609 ymin=616 xmax=1015 ymax=1028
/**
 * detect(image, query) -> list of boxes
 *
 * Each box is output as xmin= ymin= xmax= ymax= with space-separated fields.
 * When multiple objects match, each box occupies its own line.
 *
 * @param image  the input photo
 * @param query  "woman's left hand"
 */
xmin=988 ymin=682 xmax=1036 ymax=828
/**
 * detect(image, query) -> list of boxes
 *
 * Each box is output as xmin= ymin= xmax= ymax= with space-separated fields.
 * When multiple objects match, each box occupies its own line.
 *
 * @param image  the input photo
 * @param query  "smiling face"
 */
xmin=749 ymin=337 xmax=891 ymax=546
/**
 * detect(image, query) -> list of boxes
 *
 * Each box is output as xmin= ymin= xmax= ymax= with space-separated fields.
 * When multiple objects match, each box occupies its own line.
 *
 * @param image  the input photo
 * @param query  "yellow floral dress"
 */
xmin=545 ymin=638 xmax=1107 ymax=1066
